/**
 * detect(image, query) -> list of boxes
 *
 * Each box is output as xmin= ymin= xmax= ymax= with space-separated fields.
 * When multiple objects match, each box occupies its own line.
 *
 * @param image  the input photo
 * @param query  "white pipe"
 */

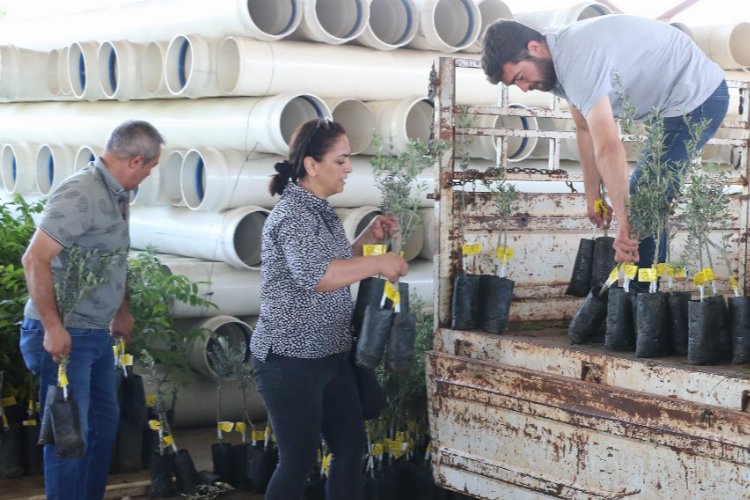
xmin=130 ymin=206 xmax=269 ymax=270
xmin=1 ymin=143 xmax=38 ymax=194
xmin=467 ymin=103 xmax=539 ymax=162
xmin=363 ymin=96 xmax=433 ymax=155
xmin=98 ymin=40 xmax=166 ymax=101
xmin=515 ymin=2 xmax=612 ymax=32
xmin=353 ymin=0 xmax=419 ymax=50
xmin=0 ymin=95 xmax=330 ymax=154
xmin=324 ymin=98 xmax=374 ymax=154
xmin=216 ymin=37 xmax=517 ymax=105
xmin=290 ymin=0 xmax=370 ymax=45
xmin=180 ymin=149 xmax=277 ymax=211
xmin=161 ymin=150 xmax=187 ymax=207
xmin=46 ymin=47 xmax=74 ymax=98
xmin=328 ymin=156 xmax=436 ymax=208
xmin=165 ymin=35 xmax=222 ymax=98
xmin=67 ymin=41 xmax=104 ymax=101
xmin=158 ymin=257 xmax=261 ymax=318
xmin=35 ymin=144 xmax=74 ymax=196
xmin=691 ymin=22 xmax=750 ymax=70
xmin=335 ymin=206 xmax=424 ymax=262
xmin=466 ymin=0 xmax=514 ymax=53
xmin=407 ymin=0 xmax=481 ymax=53
xmin=3 ymin=0 xmax=303 ymax=51
xmin=73 ymin=145 xmax=100 ymax=173
xmin=419 ymin=207 xmax=436 ymax=260
xmin=0 ymin=46 xmax=57 ymax=102
xmin=140 ymin=41 xmax=175 ymax=99
xmin=183 ymin=315 xmax=252 ymax=380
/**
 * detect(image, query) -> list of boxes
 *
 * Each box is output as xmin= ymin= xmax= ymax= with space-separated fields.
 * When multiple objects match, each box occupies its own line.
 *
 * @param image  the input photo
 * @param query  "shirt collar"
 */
xmin=94 ymin=157 xmax=128 ymax=203
xmin=286 ymin=182 xmax=333 ymax=213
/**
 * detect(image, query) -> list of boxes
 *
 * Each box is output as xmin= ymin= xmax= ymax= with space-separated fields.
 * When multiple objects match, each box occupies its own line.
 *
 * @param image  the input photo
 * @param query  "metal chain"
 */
xmin=504 ymin=166 xmax=569 ymax=178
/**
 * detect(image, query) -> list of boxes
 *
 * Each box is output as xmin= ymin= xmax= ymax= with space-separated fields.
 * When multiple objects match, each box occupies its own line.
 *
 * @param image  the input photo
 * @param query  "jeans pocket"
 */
xmin=67 ymin=327 xmax=94 ymax=338
xmin=19 ymin=322 xmax=45 ymax=376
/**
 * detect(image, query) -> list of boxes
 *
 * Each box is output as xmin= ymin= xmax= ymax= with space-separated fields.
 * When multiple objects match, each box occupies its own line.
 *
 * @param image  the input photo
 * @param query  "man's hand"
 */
xmin=587 ymin=198 xmax=613 ymax=229
xmin=44 ymin=326 xmax=71 ymax=363
xmin=110 ymin=309 xmax=134 ymax=343
xmin=613 ymin=225 xmax=639 ymax=263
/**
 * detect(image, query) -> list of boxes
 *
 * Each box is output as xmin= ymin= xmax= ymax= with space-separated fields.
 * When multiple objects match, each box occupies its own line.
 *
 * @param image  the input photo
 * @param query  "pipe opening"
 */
xmin=578 ymin=4 xmax=610 ymax=21
xmin=234 ymin=210 xmax=268 ymax=268
xmin=74 ymin=146 xmax=97 ymax=172
xmin=36 ymin=146 xmax=55 ymax=195
xmin=166 ymin=37 xmax=191 ymax=94
xmin=405 ymin=99 xmax=434 ymax=144
xmin=434 ymin=0 xmax=479 ymax=48
xmin=164 ymin=151 xmax=186 ymax=206
xmin=247 ymin=0 xmax=300 ymax=35
xmin=205 ymin=320 xmax=252 ymax=374
xmin=74 ymin=49 xmax=87 ymax=95
xmin=108 ymin=50 xmax=118 ymax=96
xmin=1 ymin=146 xmax=17 ymax=191
xmin=315 ymin=0 xmax=367 ymax=39
xmin=329 ymin=99 xmax=374 ymax=154
xmin=178 ymin=39 xmax=190 ymax=90
xmin=500 ymin=104 xmax=539 ymax=162
xmin=369 ymin=0 xmax=415 ymax=45
xmin=280 ymin=96 xmax=328 ymax=147
xmin=181 ymin=150 xmax=207 ymax=209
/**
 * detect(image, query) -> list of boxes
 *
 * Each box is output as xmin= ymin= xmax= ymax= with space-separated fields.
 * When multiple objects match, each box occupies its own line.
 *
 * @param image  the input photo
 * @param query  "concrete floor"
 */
xmin=0 ymin=426 xmax=264 ymax=500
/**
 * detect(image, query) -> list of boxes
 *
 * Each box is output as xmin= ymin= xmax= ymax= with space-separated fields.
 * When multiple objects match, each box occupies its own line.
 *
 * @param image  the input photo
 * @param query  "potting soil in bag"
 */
xmin=688 ymin=297 xmax=722 ymax=365
xmin=115 ymin=419 xmax=144 ymax=472
xmin=729 ymin=296 xmax=750 ymax=364
xmin=565 ymin=238 xmax=595 ymax=297
xmin=385 ymin=310 xmax=417 ymax=372
xmin=38 ymin=385 xmax=57 ymax=445
xmin=591 ymin=236 xmax=616 ymax=290
xmin=248 ymin=443 xmax=277 ymax=494
xmin=148 ymin=450 xmax=175 ymax=498
xmin=451 ymin=272 xmax=480 ymax=330
xmin=22 ymin=414 xmax=43 ymax=476
xmin=478 ymin=275 xmax=514 ymax=334
xmin=0 ymin=400 xmax=24 ymax=479
xmin=174 ymin=448 xmax=200 ymax=495
xmin=353 ymin=277 xmax=387 ymax=336
xmin=568 ymin=286 xmax=608 ymax=344
xmin=119 ymin=369 xmax=148 ymax=427
xmin=714 ymin=295 xmax=732 ymax=363
xmin=604 ymin=287 xmax=635 ymax=351
xmin=211 ymin=441 xmax=233 ymax=482
xmin=668 ymin=291 xmax=691 ymax=356
xmin=49 ymin=386 xmax=85 ymax=458
xmin=635 ymin=292 xmax=670 ymax=358
xmin=356 ymin=304 xmax=393 ymax=369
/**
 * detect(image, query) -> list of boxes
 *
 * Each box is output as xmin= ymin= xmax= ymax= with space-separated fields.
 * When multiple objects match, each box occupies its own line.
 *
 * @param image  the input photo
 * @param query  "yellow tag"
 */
xmin=462 ymin=242 xmax=481 ymax=255
xmin=495 ymin=247 xmax=514 ymax=260
xmin=23 ymin=419 xmax=38 ymax=426
xmin=122 ymin=354 xmax=134 ymax=366
xmin=673 ymin=266 xmax=686 ymax=279
xmin=162 ymin=435 xmax=174 ymax=446
xmin=148 ymin=420 xmax=161 ymax=431
xmin=638 ymin=268 xmax=657 ymax=283
xmin=1 ymin=396 xmax=17 ymax=407
xmin=363 ymin=244 xmax=387 ymax=256
xmin=386 ymin=439 xmax=406 ymax=459
xmin=730 ymin=276 xmax=739 ymax=290
xmin=57 ymin=365 xmax=68 ymax=388
xmin=594 ymin=198 xmax=608 ymax=216
xmin=622 ymin=263 xmax=638 ymax=279
xmin=395 ymin=431 xmax=406 ymax=442
xmin=693 ymin=270 xmax=706 ymax=286
xmin=146 ymin=395 xmax=157 ymax=406
xmin=371 ymin=443 xmax=384 ymax=456
xmin=608 ymin=267 xmax=620 ymax=283
xmin=252 ymin=430 xmax=265 ymax=441
xmin=235 ymin=422 xmax=246 ymax=434
xmin=321 ymin=453 xmax=332 ymax=476
xmin=655 ymin=263 xmax=669 ymax=276
xmin=218 ymin=421 xmax=234 ymax=433
xmin=112 ymin=345 xmax=120 ymax=358
xmin=702 ymin=267 xmax=716 ymax=281
xmin=384 ymin=281 xmax=401 ymax=306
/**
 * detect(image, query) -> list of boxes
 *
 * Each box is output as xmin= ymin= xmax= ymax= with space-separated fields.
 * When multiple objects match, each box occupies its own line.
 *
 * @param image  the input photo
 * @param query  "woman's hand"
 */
xmin=379 ymin=252 xmax=409 ymax=283
xmin=367 ymin=215 xmax=399 ymax=241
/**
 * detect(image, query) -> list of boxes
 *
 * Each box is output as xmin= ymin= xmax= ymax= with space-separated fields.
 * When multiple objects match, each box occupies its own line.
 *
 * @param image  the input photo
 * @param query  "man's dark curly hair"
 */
xmin=481 ymin=20 xmax=544 ymax=85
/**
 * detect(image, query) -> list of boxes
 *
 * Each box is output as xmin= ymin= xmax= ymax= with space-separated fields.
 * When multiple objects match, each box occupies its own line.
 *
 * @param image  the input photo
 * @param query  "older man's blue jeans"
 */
xmin=19 ymin=317 xmax=119 ymax=500
xmin=629 ymin=80 xmax=730 ymax=277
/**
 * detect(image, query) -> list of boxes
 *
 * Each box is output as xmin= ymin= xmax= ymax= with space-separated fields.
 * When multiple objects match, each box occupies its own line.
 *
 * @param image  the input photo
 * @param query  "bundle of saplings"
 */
xmin=356 ymin=135 xmax=447 ymax=370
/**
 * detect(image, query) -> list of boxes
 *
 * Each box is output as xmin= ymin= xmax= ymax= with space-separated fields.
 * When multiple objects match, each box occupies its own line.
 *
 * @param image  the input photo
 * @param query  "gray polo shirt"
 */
xmin=547 ymin=15 xmax=724 ymax=120
xmin=251 ymin=182 xmax=353 ymax=361
xmin=24 ymin=159 xmax=130 ymax=329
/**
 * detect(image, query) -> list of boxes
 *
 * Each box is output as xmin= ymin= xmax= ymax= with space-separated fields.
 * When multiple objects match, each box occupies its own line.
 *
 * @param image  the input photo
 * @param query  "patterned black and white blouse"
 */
xmin=251 ymin=182 xmax=354 ymax=361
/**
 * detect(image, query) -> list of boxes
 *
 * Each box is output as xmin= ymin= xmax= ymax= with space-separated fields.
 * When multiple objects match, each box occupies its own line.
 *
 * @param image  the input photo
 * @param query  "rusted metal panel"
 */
xmin=427 ymin=344 xmax=750 ymax=499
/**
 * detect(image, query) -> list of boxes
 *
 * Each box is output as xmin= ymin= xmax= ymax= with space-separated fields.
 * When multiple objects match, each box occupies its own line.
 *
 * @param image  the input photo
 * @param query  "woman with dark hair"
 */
xmin=251 ymin=117 xmax=409 ymax=499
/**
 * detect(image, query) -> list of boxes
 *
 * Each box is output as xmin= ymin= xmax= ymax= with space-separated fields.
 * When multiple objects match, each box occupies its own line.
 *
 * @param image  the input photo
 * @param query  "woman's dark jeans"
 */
xmin=253 ymin=350 xmax=367 ymax=500
xmin=629 ymin=80 xmax=730 ymax=282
